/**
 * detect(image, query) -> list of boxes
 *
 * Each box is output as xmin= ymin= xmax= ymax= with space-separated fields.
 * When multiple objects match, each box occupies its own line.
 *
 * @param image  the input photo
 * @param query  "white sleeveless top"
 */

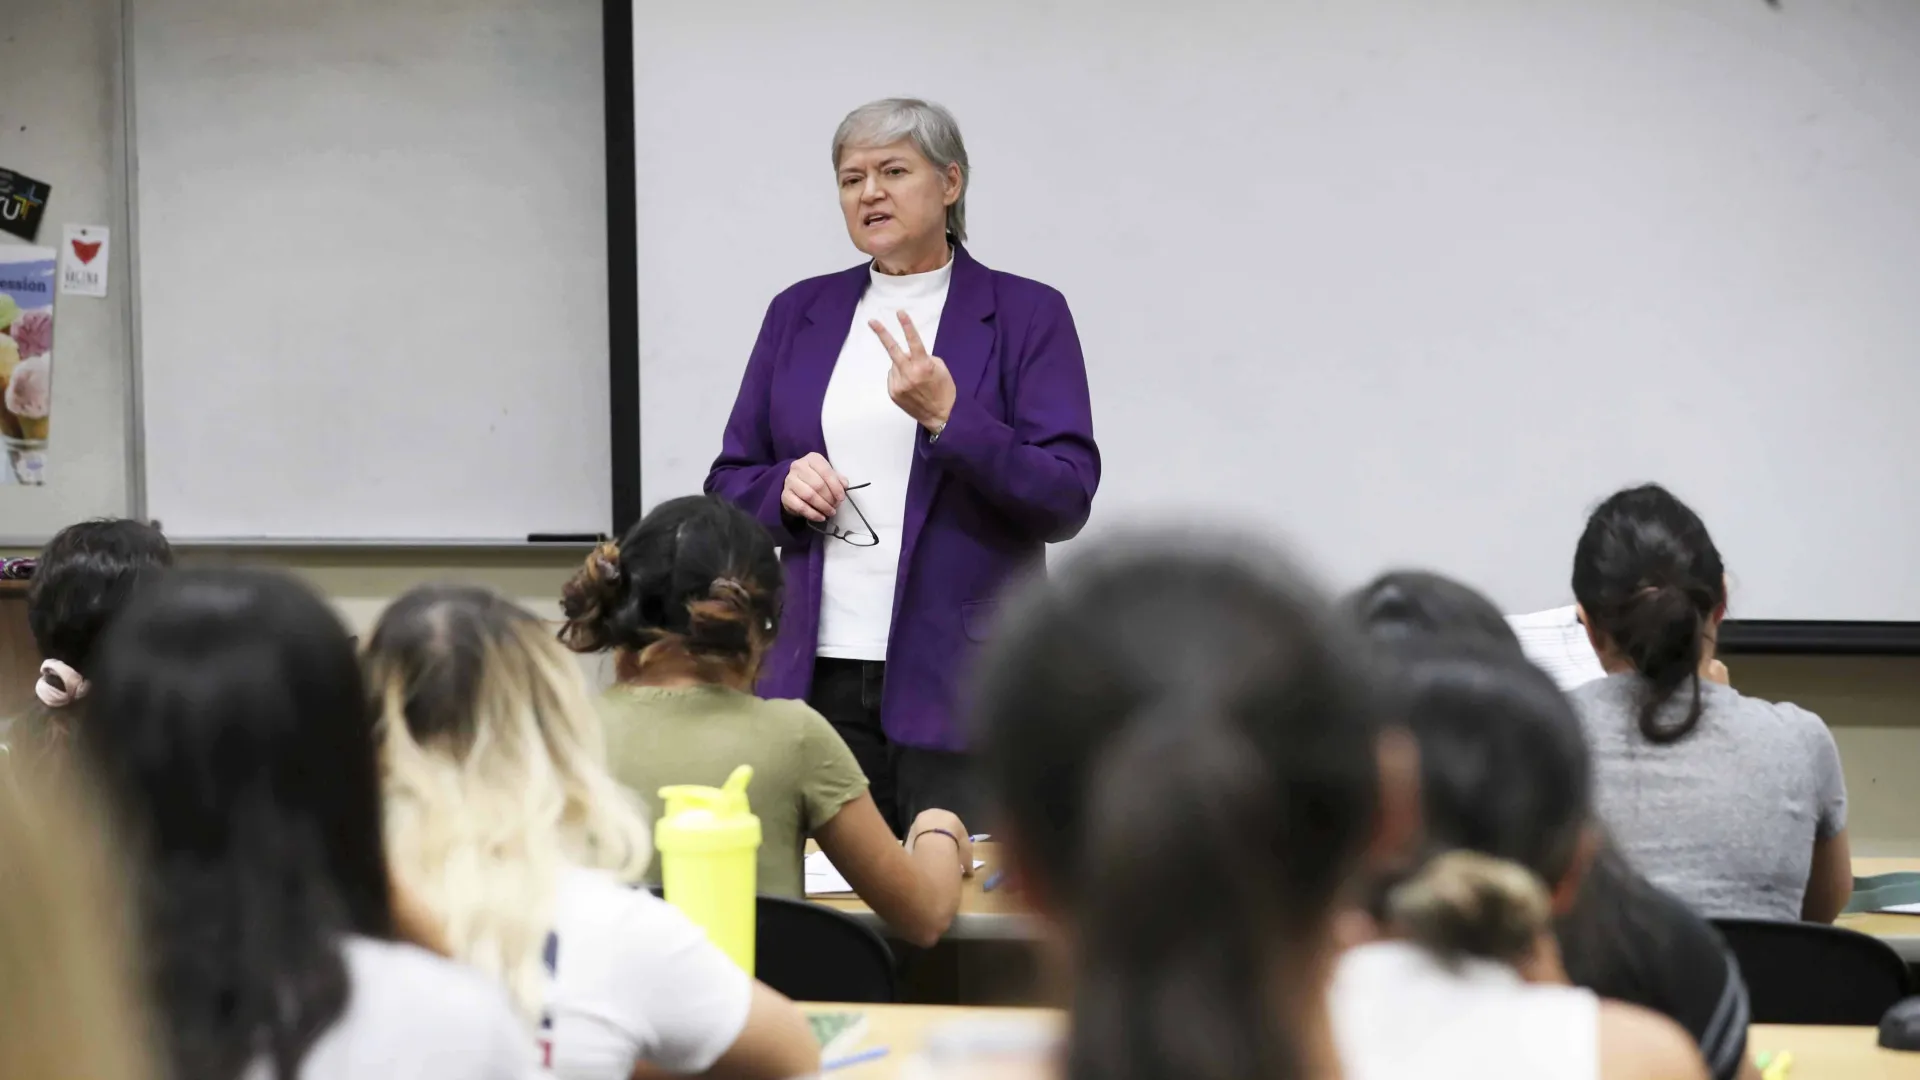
xmin=1332 ymin=941 xmax=1599 ymax=1080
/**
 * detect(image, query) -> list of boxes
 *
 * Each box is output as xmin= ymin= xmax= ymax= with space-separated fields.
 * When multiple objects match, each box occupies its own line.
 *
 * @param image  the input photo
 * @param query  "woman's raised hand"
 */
xmin=871 ymin=310 xmax=957 ymax=432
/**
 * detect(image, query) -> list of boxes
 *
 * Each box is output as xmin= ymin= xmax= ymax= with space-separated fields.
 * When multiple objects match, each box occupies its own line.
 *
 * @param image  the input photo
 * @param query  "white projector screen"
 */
xmin=625 ymin=0 xmax=1920 ymax=623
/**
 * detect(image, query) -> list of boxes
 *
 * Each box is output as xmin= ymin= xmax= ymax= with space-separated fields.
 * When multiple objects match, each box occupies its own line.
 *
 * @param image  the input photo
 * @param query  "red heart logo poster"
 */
xmin=59 ymin=225 xmax=110 ymax=299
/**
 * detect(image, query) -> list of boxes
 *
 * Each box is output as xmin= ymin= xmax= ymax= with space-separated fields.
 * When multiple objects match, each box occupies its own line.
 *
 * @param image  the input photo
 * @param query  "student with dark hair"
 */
xmin=1570 ymin=484 xmax=1850 ymax=923
xmin=968 ymin=538 xmax=1407 ymax=1080
xmin=561 ymin=495 xmax=970 ymax=948
xmin=78 ymin=568 xmax=536 ymax=1080
xmin=1352 ymin=571 xmax=1755 ymax=1080
xmin=5 ymin=518 xmax=172 ymax=770
xmin=1334 ymin=638 xmax=1706 ymax=1080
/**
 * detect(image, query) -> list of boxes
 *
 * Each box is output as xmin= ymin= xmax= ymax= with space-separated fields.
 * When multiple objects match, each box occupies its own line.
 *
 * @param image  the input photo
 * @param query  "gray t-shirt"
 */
xmin=1571 ymin=674 xmax=1848 ymax=922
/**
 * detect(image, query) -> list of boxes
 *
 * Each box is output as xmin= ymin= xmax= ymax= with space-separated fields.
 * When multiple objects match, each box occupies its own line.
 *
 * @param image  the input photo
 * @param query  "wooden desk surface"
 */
xmin=1843 ymin=858 xmax=1920 ymax=960
xmin=806 ymin=1004 xmax=1053 ymax=1079
xmin=805 ymin=1006 xmax=1920 ymax=1079
xmin=1748 ymin=1024 xmax=1920 ymax=1080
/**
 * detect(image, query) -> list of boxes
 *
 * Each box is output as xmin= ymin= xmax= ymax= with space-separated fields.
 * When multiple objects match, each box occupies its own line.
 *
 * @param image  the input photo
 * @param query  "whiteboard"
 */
xmin=628 ymin=0 xmax=1920 ymax=621
xmin=131 ymin=0 xmax=611 ymax=541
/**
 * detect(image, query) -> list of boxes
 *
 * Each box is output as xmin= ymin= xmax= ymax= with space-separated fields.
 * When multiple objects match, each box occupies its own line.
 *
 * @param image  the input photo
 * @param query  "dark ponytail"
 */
xmin=1571 ymin=484 xmax=1726 ymax=743
xmin=1071 ymin=704 xmax=1299 ymax=1080
xmin=972 ymin=541 xmax=1383 ymax=1080
xmin=558 ymin=496 xmax=782 ymax=673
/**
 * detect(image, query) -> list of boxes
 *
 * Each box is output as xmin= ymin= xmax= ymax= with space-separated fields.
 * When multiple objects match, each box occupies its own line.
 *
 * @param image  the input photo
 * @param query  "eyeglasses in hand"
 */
xmin=806 ymin=482 xmax=879 ymax=547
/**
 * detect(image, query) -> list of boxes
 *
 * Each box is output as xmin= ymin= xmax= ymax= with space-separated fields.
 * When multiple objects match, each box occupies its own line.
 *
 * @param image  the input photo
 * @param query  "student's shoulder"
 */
xmin=558 ymin=867 xmax=707 ymax=945
xmin=1721 ymin=687 xmax=1833 ymax=745
xmin=1598 ymin=1000 xmax=1712 ymax=1080
xmin=1569 ymin=674 xmax=1635 ymax=716
xmin=733 ymin=694 xmax=844 ymax=750
xmin=340 ymin=936 xmax=523 ymax=1031
xmin=333 ymin=937 xmax=536 ymax=1077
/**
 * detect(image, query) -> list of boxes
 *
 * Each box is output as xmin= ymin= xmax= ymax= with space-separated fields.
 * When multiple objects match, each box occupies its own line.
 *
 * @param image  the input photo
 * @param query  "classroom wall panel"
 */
xmin=0 ymin=0 xmax=138 ymax=540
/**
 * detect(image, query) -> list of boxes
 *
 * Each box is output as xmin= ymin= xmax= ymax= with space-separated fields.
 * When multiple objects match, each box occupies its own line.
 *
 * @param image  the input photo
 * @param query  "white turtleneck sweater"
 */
xmin=816 ymin=255 xmax=953 ymax=660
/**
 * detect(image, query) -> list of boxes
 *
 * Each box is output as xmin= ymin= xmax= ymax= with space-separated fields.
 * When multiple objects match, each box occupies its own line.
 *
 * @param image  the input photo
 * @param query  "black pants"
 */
xmin=808 ymin=658 xmax=981 ymax=837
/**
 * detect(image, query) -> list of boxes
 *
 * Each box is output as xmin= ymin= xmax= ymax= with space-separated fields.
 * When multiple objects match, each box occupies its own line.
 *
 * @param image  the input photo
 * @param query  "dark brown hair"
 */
xmin=558 ymin=496 xmax=782 ymax=676
xmin=1572 ymin=484 xmax=1726 ymax=744
xmin=972 ymin=538 xmax=1384 ymax=1080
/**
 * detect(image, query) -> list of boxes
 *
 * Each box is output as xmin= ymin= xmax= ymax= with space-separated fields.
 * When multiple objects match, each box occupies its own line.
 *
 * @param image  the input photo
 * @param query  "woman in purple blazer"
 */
xmin=706 ymin=97 xmax=1100 ymax=831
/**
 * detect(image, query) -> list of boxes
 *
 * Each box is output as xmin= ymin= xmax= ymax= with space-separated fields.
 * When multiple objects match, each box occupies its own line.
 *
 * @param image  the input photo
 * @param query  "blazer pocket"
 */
xmin=961 ymin=600 xmax=1001 ymax=643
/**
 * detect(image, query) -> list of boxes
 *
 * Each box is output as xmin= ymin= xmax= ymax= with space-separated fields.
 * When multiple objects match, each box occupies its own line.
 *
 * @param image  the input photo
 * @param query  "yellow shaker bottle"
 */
xmin=656 ymin=764 xmax=761 ymax=973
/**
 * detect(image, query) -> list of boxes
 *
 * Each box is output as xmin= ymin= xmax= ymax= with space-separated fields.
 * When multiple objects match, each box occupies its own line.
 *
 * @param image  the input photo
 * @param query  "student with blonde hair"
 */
xmin=559 ymin=494 xmax=971 ymax=948
xmin=368 ymin=584 xmax=818 ymax=1080
xmin=0 ymin=775 xmax=157 ymax=1080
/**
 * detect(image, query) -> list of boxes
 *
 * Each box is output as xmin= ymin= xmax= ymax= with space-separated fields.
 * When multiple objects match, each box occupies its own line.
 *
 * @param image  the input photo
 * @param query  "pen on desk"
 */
xmin=823 ymin=1046 xmax=890 ymax=1071
xmin=982 ymin=870 xmax=1004 ymax=892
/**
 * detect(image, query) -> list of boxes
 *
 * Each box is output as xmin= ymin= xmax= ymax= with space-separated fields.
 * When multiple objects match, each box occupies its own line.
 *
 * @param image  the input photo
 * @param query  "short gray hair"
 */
xmin=831 ymin=97 xmax=971 ymax=244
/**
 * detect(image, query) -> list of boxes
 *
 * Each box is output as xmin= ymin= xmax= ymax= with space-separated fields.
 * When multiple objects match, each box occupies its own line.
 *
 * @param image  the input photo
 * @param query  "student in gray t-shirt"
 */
xmin=1567 ymin=484 xmax=1852 ymax=924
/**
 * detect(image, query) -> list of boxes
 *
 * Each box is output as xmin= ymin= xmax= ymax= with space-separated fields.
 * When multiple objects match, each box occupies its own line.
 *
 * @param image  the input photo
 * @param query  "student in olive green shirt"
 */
xmin=560 ymin=495 xmax=973 ymax=948
xmin=599 ymin=686 xmax=864 ymax=898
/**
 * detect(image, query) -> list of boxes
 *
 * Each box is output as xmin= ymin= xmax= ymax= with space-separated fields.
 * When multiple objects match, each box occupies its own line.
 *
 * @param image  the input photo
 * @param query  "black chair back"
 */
xmin=754 ymin=895 xmax=898 ymax=1003
xmin=1712 ymin=918 xmax=1911 ymax=1024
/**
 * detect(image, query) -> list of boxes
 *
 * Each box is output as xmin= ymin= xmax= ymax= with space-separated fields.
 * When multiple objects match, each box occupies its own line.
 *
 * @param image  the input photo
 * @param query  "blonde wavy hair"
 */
xmin=367 ymin=585 xmax=652 ymax=1025
xmin=0 ymin=773 xmax=157 ymax=1080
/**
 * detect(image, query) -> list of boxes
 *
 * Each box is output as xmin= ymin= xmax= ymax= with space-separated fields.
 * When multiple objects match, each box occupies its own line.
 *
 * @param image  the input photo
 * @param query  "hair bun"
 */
xmin=590 ymin=542 xmax=623 ymax=587
xmin=708 ymin=577 xmax=749 ymax=605
xmin=557 ymin=542 xmax=627 ymax=653
xmin=683 ymin=577 xmax=757 ymax=659
xmin=1387 ymin=850 xmax=1551 ymax=966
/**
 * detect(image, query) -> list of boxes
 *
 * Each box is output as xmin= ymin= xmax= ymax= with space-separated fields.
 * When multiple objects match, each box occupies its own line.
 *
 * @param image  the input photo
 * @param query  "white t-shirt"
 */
xmin=1332 ymin=941 xmax=1599 ymax=1080
xmin=249 ymin=936 xmax=537 ymax=1080
xmin=542 ymin=868 xmax=753 ymax=1080
xmin=816 ymin=255 xmax=953 ymax=660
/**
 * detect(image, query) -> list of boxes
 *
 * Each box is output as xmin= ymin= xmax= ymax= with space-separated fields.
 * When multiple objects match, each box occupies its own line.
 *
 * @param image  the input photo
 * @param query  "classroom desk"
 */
xmin=1844 ymin=858 xmax=1920 ymax=962
xmin=815 ymin=848 xmax=1920 ymax=956
xmin=1747 ymin=1025 xmax=1920 ymax=1080
xmin=811 ymin=842 xmax=1043 ymax=942
xmin=803 ymin=1005 xmax=1920 ymax=1079
xmin=806 ymin=1004 xmax=1053 ymax=1078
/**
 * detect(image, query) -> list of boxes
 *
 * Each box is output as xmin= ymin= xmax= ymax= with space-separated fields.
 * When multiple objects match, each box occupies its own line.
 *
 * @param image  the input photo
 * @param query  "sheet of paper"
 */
xmin=804 ymin=849 xmax=985 ymax=896
xmin=1506 ymin=605 xmax=1607 ymax=691
xmin=1882 ymin=903 xmax=1920 ymax=915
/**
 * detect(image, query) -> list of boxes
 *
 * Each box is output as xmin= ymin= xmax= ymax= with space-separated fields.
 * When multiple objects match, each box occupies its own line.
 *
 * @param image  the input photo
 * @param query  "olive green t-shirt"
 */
xmin=599 ymin=685 xmax=869 ymax=899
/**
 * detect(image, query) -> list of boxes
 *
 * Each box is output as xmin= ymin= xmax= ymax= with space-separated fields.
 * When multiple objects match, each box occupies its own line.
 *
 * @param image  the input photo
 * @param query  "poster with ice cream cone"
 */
xmin=0 ymin=246 xmax=57 ymax=486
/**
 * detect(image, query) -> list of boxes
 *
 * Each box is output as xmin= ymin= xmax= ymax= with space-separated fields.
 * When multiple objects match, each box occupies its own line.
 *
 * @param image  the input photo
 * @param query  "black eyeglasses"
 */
xmin=806 ymin=482 xmax=879 ymax=547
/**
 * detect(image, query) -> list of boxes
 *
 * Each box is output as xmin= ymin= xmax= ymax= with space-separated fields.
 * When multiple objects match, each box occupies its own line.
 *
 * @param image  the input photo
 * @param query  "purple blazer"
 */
xmin=705 ymin=245 xmax=1100 ymax=751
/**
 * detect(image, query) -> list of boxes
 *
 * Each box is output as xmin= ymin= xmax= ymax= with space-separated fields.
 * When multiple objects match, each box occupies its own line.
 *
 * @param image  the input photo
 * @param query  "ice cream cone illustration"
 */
xmin=4 ymin=354 xmax=49 ymax=441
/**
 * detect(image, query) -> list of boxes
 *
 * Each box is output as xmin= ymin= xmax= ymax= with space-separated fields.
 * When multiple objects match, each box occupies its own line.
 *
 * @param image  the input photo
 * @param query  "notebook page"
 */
xmin=1506 ymin=605 xmax=1607 ymax=691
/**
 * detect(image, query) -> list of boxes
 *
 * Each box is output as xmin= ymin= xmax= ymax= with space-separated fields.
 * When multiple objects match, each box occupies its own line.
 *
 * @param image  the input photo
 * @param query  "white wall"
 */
xmin=631 ymin=0 xmax=1920 ymax=621
xmin=0 ymin=0 xmax=136 ymax=537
